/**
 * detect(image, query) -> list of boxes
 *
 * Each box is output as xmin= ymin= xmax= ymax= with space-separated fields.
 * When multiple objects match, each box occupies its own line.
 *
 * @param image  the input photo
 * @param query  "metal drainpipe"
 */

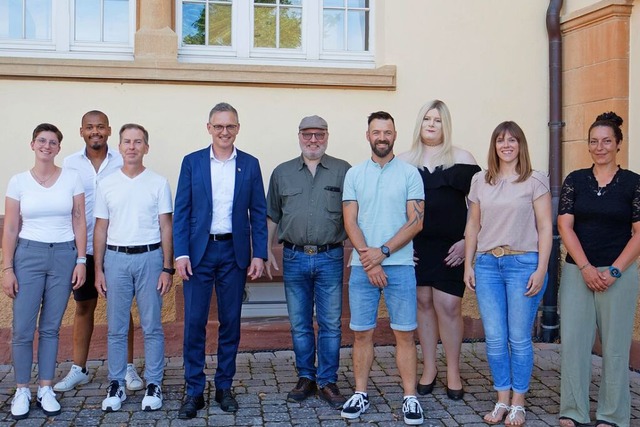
xmin=541 ymin=0 xmax=564 ymax=343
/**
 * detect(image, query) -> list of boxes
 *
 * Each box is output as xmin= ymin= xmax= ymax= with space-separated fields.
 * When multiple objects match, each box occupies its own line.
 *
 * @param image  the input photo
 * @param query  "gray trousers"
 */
xmin=12 ymin=238 xmax=76 ymax=383
xmin=559 ymin=262 xmax=639 ymax=427
xmin=105 ymin=248 xmax=165 ymax=386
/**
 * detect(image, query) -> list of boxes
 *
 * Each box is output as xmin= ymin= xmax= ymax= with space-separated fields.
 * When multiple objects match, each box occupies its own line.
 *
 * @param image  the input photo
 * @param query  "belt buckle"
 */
xmin=304 ymin=245 xmax=318 ymax=255
xmin=491 ymin=246 xmax=506 ymax=258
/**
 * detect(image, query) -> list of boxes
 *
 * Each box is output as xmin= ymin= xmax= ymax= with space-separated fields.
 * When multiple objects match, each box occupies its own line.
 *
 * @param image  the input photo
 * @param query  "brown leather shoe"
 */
xmin=318 ymin=383 xmax=346 ymax=409
xmin=287 ymin=377 xmax=317 ymax=402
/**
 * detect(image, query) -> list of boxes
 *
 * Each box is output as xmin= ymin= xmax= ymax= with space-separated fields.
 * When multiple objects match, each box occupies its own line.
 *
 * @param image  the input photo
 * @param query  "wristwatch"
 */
xmin=608 ymin=266 xmax=621 ymax=278
xmin=380 ymin=245 xmax=391 ymax=258
xmin=162 ymin=267 xmax=176 ymax=275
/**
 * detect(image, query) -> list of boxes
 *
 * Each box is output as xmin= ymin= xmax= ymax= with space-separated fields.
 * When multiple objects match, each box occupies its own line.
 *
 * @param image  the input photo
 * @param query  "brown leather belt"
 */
xmin=483 ymin=246 xmax=527 ymax=258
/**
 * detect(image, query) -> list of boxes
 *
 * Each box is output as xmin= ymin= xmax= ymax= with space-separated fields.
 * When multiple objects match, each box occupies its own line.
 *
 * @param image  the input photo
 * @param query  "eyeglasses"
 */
xmin=210 ymin=124 xmax=239 ymax=133
xmin=300 ymin=132 xmax=326 ymax=141
xmin=34 ymin=138 xmax=60 ymax=147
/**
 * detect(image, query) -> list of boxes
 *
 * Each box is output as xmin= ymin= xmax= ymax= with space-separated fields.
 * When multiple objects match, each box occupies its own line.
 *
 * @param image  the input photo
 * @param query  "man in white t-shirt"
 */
xmin=56 ymin=110 xmax=143 ymax=393
xmin=93 ymin=124 xmax=174 ymax=412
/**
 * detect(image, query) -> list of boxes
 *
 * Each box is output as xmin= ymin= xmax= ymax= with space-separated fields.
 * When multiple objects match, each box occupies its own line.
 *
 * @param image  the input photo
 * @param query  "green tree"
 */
xmin=183 ymin=4 xmax=231 ymax=46
xmin=254 ymin=5 xmax=301 ymax=49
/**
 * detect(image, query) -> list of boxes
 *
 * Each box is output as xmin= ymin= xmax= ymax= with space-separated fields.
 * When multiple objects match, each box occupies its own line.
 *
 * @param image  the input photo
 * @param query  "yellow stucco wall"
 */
xmin=0 ymin=0 xmax=638 ymax=339
xmin=0 ymin=0 xmax=553 ymax=207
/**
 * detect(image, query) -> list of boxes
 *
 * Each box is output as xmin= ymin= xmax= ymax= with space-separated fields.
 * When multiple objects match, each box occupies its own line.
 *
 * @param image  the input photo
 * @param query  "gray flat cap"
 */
xmin=299 ymin=115 xmax=328 ymax=131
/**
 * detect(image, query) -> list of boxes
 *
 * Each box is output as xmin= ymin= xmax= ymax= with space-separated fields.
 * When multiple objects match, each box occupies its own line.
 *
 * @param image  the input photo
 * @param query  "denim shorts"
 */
xmin=348 ymin=265 xmax=417 ymax=332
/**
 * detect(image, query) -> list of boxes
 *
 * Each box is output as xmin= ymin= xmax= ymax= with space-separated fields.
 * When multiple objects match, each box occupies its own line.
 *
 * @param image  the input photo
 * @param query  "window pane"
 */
xmin=0 ymin=0 xmax=24 ymax=38
xmin=25 ymin=0 xmax=51 ymax=39
xmin=254 ymin=0 xmax=276 ymax=4
xmin=323 ymin=0 xmax=343 ymax=7
xmin=280 ymin=0 xmax=301 ymax=5
xmin=104 ymin=0 xmax=129 ymax=42
xmin=322 ymin=9 xmax=344 ymax=50
xmin=254 ymin=6 xmax=276 ymax=48
xmin=347 ymin=0 xmax=367 ymax=7
xmin=279 ymin=6 xmax=300 ymax=49
xmin=75 ymin=0 xmax=101 ymax=42
xmin=182 ymin=2 xmax=205 ymax=45
xmin=347 ymin=10 xmax=367 ymax=51
xmin=208 ymin=3 xmax=231 ymax=46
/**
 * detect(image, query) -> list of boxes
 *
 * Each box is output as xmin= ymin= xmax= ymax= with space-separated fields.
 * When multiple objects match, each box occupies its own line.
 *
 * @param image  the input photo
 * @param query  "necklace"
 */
xmin=30 ymin=168 xmax=56 ymax=185
xmin=592 ymin=165 xmax=619 ymax=197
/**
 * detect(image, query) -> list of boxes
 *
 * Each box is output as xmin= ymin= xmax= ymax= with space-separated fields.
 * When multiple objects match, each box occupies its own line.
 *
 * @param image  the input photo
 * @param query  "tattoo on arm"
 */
xmin=403 ymin=200 xmax=424 ymax=228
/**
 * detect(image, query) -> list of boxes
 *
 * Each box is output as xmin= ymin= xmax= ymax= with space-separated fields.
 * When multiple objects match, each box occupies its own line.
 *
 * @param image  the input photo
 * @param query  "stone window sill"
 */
xmin=0 ymin=57 xmax=396 ymax=90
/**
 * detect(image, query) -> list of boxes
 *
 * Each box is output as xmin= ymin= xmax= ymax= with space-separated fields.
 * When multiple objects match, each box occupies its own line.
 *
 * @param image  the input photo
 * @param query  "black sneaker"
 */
xmin=340 ymin=392 xmax=369 ymax=419
xmin=402 ymin=396 xmax=424 ymax=425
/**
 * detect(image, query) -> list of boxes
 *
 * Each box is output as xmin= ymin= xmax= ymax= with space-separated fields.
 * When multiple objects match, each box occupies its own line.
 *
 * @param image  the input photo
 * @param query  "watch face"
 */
xmin=609 ymin=266 xmax=621 ymax=278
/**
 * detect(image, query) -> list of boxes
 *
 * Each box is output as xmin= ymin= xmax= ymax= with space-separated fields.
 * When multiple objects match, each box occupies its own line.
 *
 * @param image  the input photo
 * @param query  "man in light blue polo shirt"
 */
xmin=341 ymin=111 xmax=425 ymax=426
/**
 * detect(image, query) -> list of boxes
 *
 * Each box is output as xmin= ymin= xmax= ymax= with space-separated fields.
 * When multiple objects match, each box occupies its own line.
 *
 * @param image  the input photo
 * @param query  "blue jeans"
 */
xmin=474 ymin=252 xmax=546 ymax=394
xmin=105 ymin=248 xmax=165 ymax=386
xmin=283 ymin=246 xmax=343 ymax=386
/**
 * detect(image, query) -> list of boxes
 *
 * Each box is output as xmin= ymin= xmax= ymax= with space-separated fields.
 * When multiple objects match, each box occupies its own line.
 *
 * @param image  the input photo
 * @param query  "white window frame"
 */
xmin=0 ymin=0 xmax=135 ymax=60
xmin=176 ymin=0 xmax=375 ymax=68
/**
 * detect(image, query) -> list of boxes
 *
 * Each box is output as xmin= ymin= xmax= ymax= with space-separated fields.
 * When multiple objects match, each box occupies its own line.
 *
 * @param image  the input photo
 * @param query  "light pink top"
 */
xmin=468 ymin=170 xmax=550 ymax=252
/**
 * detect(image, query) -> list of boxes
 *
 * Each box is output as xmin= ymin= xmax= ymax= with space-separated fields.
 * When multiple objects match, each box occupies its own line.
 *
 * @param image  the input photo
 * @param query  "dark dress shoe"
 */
xmin=318 ymin=383 xmax=346 ymax=409
xmin=287 ymin=377 xmax=317 ymax=402
xmin=215 ymin=388 xmax=239 ymax=412
xmin=446 ymin=387 xmax=465 ymax=400
xmin=417 ymin=375 xmax=437 ymax=395
xmin=178 ymin=394 xmax=205 ymax=419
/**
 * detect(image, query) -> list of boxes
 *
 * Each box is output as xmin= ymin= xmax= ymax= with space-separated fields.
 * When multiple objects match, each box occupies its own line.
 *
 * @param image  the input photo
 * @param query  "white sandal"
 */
xmin=485 ymin=402 xmax=510 ymax=425
xmin=506 ymin=405 xmax=526 ymax=426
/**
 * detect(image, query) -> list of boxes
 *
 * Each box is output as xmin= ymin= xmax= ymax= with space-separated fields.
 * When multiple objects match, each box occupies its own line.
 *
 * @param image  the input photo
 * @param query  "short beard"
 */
xmin=301 ymin=146 xmax=326 ymax=161
xmin=372 ymin=142 xmax=392 ymax=158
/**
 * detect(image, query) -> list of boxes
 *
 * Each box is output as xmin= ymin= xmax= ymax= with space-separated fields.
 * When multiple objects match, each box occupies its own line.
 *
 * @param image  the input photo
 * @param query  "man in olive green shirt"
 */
xmin=266 ymin=115 xmax=350 ymax=409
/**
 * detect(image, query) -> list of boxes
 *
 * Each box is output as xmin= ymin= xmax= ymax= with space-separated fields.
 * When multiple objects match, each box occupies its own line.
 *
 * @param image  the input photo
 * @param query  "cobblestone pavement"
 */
xmin=0 ymin=343 xmax=638 ymax=426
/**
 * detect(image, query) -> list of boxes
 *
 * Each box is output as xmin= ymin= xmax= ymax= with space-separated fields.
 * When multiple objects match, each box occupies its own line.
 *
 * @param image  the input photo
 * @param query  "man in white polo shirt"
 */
xmin=56 ymin=110 xmax=142 ymax=393
xmin=93 ymin=123 xmax=174 ymax=412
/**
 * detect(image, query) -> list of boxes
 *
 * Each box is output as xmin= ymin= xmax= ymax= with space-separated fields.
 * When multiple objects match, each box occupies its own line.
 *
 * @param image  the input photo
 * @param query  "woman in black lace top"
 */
xmin=557 ymin=112 xmax=640 ymax=427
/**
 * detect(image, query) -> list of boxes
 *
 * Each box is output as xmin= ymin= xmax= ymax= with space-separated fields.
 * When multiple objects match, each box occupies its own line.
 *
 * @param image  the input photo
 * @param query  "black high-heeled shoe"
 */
xmin=446 ymin=386 xmax=465 ymax=400
xmin=416 ymin=375 xmax=437 ymax=395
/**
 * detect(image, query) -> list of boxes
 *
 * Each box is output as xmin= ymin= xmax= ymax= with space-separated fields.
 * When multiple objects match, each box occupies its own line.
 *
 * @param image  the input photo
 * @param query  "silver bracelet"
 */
xmin=76 ymin=257 xmax=87 ymax=265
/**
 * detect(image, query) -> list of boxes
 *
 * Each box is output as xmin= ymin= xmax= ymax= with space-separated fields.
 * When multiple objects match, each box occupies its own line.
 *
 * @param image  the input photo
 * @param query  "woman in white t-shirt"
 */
xmin=463 ymin=121 xmax=552 ymax=426
xmin=2 ymin=123 xmax=87 ymax=420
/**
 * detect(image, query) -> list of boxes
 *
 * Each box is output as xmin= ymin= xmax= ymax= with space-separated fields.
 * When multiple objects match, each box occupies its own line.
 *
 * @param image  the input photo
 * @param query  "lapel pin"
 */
xmin=237 ymin=168 xmax=241 ymax=172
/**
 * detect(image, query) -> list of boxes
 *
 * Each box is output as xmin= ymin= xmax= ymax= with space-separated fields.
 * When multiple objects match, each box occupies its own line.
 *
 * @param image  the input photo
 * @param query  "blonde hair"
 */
xmin=405 ymin=100 xmax=454 ymax=170
xmin=485 ymin=121 xmax=533 ymax=185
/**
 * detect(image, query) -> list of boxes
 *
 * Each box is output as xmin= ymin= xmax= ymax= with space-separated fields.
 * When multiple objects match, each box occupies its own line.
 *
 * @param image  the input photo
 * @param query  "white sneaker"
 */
xmin=141 ymin=383 xmax=163 ymax=411
xmin=11 ymin=387 xmax=31 ymax=420
xmin=37 ymin=386 xmax=61 ymax=416
xmin=102 ymin=380 xmax=126 ymax=412
xmin=125 ymin=363 xmax=144 ymax=391
xmin=402 ymin=396 xmax=424 ymax=425
xmin=53 ymin=364 xmax=89 ymax=392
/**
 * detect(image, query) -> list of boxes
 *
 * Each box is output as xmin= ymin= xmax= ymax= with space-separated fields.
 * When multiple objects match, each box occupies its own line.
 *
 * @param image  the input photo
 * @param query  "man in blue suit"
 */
xmin=173 ymin=102 xmax=268 ymax=418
